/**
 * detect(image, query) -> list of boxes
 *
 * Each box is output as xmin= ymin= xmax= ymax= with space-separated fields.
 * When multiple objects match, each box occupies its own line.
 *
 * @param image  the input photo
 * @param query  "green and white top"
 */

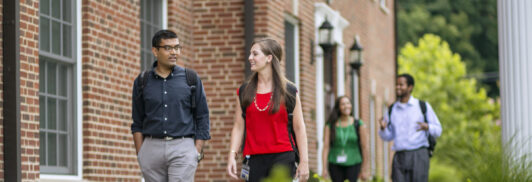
xmin=327 ymin=119 xmax=364 ymax=166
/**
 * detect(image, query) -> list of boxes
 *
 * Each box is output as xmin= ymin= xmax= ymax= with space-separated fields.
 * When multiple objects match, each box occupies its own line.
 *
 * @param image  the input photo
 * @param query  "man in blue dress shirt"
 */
xmin=379 ymin=73 xmax=442 ymax=182
xmin=131 ymin=30 xmax=210 ymax=182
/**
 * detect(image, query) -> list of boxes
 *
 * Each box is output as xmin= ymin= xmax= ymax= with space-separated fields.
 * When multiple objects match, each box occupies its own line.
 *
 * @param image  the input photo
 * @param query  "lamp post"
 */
xmin=318 ymin=18 xmax=335 ymax=114
xmin=318 ymin=18 xmax=334 ymax=60
xmin=349 ymin=36 xmax=363 ymax=118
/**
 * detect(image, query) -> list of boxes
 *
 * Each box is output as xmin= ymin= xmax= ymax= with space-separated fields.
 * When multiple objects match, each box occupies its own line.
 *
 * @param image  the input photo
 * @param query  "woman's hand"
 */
xmin=321 ymin=168 xmax=329 ymax=179
xmin=358 ymin=165 xmax=370 ymax=181
xmin=226 ymin=156 xmax=239 ymax=179
xmin=295 ymin=161 xmax=309 ymax=182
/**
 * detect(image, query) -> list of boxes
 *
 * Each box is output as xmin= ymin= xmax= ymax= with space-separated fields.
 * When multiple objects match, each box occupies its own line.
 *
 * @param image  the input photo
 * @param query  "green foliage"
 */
xmin=399 ymin=34 xmax=531 ymax=181
xmin=397 ymin=0 xmax=499 ymax=97
xmin=428 ymin=159 xmax=462 ymax=182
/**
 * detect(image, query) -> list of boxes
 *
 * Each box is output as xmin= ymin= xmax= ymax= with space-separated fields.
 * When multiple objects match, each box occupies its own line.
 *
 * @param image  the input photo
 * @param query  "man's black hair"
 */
xmin=152 ymin=30 xmax=178 ymax=47
xmin=398 ymin=73 xmax=415 ymax=87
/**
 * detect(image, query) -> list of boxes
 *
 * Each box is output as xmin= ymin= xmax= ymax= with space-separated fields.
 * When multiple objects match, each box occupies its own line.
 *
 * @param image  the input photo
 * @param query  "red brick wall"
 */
xmin=20 ymin=0 xmax=41 ymax=180
xmin=80 ymin=0 xmax=141 ymax=180
xmin=189 ymin=0 xmax=246 ymax=181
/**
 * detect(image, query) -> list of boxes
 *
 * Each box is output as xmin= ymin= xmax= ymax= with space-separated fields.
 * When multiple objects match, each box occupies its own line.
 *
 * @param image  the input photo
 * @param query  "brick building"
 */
xmin=0 ymin=0 xmax=395 ymax=181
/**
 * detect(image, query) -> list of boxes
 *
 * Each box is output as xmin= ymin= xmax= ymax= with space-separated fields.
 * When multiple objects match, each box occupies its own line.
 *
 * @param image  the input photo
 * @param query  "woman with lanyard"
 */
xmin=322 ymin=96 xmax=370 ymax=182
xmin=226 ymin=38 xmax=309 ymax=181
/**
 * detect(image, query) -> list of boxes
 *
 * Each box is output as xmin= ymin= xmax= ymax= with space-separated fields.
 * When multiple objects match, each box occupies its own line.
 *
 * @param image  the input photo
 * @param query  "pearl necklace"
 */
xmin=254 ymin=93 xmax=272 ymax=112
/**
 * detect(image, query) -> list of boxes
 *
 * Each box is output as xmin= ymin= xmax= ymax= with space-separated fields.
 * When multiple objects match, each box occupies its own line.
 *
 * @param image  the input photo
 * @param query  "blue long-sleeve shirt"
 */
xmin=379 ymin=96 xmax=442 ymax=151
xmin=131 ymin=64 xmax=210 ymax=140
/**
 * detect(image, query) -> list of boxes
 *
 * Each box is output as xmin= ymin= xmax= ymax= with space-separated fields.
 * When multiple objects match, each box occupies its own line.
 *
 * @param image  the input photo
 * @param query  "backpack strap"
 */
xmin=238 ymin=83 xmax=248 ymax=153
xmin=185 ymin=68 xmax=198 ymax=109
xmin=419 ymin=100 xmax=427 ymax=123
xmin=285 ymin=83 xmax=299 ymax=162
xmin=387 ymin=103 xmax=395 ymax=128
xmin=135 ymin=70 xmax=151 ymax=102
xmin=354 ymin=119 xmax=362 ymax=155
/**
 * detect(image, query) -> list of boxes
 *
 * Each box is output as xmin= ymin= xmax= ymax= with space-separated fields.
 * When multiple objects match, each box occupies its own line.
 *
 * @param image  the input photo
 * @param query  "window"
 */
xmin=370 ymin=97 xmax=376 ymax=176
xmin=284 ymin=16 xmax=299 ymax=87
xmin=39 ymin=0 xmax=77 ymax=174
xmin=140 ymin=0 xmax=164 ymax=70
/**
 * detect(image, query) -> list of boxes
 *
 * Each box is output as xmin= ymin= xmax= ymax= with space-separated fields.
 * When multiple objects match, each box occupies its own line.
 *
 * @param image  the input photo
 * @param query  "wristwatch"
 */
xmin=197 ymin=150 xmax=204 ymax=162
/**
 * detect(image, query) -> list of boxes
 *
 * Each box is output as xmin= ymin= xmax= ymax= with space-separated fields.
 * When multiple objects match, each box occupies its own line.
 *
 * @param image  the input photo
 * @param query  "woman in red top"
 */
xmin=226 ymin=38 xmax=309 ymax=181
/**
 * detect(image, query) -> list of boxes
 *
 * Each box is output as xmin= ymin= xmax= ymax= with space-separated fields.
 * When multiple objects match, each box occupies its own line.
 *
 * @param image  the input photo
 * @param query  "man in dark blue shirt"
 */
xmin=131 ymin=30 xmax=210 ymax=182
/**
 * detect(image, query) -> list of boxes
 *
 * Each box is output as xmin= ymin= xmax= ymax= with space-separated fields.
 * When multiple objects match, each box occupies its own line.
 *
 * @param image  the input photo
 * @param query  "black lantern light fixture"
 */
xmin=318 ymin=18 xmax=334 ymax=50
xmin=349 ymin=35 xmax=364 ymax=70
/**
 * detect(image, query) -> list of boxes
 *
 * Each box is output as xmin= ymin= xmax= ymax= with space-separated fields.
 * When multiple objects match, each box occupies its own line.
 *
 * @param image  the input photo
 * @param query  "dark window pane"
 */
xmin=62 ymin=0 xmax=71 ymax=22
xmin=40 ymin=17 xmax=51 ymax=52
xmin=58 ymin=64 xmax=68 ymax=97
xmin=63 ymin=24 xmax=71 ymax=58
xmin=40 ymin=96 xmax=46 ymax=128
xmin=52 ymin=20 xmax=61 ymax=55
xmin=58 ymin=100 xmax=67 ymax=131
xmin=41 ymin=0 xmax=50 ymax=15
xmin=48 ymin=99 xmax=57 ymax=130
xmin=59 ymin=134 xmax=67 ymax=166
xmin=48 ymin=133 xmax=57 ymax=166
xmin=40 ymin=59 xmax=46 ymax=92
xmin=47 ymin=62 xmax=57 ymax=94
xmin=146 ymin=0 xmax=152 ymax=23
xmin=51 ymin=0 xmax=61 ymax=19
xmin=284 ymin=21 xmax=296 ymax=82
xmin=40 ymin=132 xmax=47 ymax=165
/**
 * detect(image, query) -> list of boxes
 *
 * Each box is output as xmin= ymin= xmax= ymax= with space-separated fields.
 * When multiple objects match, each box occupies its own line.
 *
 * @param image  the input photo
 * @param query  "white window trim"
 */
xmin=40 ymin=0 xmax=82 ymax=180
xmin=162 ymin=0 xmax=168 ymax=29
xmin=285 ymin=14 xmax=300 ymax=89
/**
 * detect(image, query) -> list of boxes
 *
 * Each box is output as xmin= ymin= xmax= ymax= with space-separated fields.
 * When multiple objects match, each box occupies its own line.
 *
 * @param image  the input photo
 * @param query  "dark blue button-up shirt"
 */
xmin=131 ymin=64 xmax=210 ymax=140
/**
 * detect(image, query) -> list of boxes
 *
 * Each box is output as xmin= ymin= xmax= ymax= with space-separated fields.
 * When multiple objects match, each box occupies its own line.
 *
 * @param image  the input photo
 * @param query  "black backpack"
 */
xmin=238 ymin=83 xmax=299 ymax=162
xmin=388 ymin=100 xmax=437 ymax=157
xmin=136 ymin=68 xmax=199 ymax=117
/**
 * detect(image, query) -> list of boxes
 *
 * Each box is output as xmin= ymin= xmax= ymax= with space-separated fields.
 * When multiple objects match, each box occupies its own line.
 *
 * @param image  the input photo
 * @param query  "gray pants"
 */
xmin=138 ymin=137 xmax=198 ymax=182
xmin=392 ymin=148 xmax=430 ymax=182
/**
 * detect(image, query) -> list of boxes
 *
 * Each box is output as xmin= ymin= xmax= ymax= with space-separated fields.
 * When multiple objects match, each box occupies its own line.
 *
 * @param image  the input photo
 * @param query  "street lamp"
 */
xmin=318 ymin=18 xmax=335 ymax=118
xmin=349 ymin=36 xmax=363 ymax=118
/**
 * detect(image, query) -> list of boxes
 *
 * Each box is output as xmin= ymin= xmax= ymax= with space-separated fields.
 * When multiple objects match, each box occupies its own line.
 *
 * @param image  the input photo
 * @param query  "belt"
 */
xmin=146 ymin=135 xmax=194 ymax=141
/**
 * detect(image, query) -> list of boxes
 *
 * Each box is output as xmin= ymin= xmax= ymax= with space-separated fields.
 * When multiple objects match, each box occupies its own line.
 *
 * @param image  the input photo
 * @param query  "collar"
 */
xmin=395 ymin=95 xmax=417 ymax=108
xmin=150 ymin=61 xmax=182 ymax=78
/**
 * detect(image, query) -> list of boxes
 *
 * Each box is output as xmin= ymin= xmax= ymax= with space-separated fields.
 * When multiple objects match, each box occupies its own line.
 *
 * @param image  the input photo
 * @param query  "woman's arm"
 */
xmin=358 ymin=123 xmax=371 ymax=180
xmin=321 ymin=125 xmax=330 ymax=178
xmin=227 ymin=95 xmax=245 ymax=179
xmin=293 ymin=93 xmax=309 ymax=181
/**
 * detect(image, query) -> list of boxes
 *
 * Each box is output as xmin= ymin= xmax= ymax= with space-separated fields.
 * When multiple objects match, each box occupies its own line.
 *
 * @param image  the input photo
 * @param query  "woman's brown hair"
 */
xmin=240 ymin=38 xmax=295 ymax=114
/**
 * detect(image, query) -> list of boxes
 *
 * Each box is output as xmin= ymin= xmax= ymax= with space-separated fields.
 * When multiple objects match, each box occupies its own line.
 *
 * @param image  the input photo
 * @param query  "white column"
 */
xmin=336 ymin=44 xmax=345 ymax=96
xmin=498 ymin=0 xmax=532 ymax=158
xmin=315 ymin=47 xmax=325 ymax=175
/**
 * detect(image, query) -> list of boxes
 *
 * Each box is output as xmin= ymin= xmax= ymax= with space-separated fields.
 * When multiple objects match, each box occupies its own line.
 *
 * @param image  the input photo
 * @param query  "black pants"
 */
xmin=247 ymin=151 xmax=297 ymax=182
xmin=328 ymin=162 xmax=361 ymax=182
xmin=392 ymin=148 xmax=430 ymax=182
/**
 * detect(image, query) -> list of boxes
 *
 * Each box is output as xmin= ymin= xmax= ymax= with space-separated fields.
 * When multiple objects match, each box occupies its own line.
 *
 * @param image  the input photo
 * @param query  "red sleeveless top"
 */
xmin=237 ymin=89 xmax=294 ymax=155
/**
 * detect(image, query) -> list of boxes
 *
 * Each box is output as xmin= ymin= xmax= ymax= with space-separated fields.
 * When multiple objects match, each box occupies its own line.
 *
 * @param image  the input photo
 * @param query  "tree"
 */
xmin=397 ymin=0 xmax=499 ymax=97
xmin=399 ymin=34 xmax=509 ymax=181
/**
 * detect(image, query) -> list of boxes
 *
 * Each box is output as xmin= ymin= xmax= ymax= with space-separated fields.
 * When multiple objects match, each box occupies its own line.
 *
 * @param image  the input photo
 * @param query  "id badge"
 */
xmin=241 ymin=163 xmax=250 ymax=180
xmin=336 ymin=154 xmax=348 ymax=163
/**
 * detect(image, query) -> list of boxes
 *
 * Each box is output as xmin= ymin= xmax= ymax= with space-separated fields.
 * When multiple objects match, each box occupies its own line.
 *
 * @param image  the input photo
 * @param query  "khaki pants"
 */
xmin=138 ymin=137 xmax=198 ymax=182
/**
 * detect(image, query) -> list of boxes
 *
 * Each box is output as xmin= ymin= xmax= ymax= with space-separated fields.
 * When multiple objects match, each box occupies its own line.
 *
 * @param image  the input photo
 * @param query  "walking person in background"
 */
xmin=379 ymin=73 xmax=442 ymax=182
xmin=321 ymin=96 xmax=370 ymax=182
xmin=226 ymin=38 xmax=309 ymax=182
xmin=131 ymin=30 xmax=210 ymax=182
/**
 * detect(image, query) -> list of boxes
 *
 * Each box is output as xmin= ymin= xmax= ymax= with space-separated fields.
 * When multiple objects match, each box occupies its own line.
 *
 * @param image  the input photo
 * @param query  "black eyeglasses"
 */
xmin=156 ymin=45 xmax=182 ymax=52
